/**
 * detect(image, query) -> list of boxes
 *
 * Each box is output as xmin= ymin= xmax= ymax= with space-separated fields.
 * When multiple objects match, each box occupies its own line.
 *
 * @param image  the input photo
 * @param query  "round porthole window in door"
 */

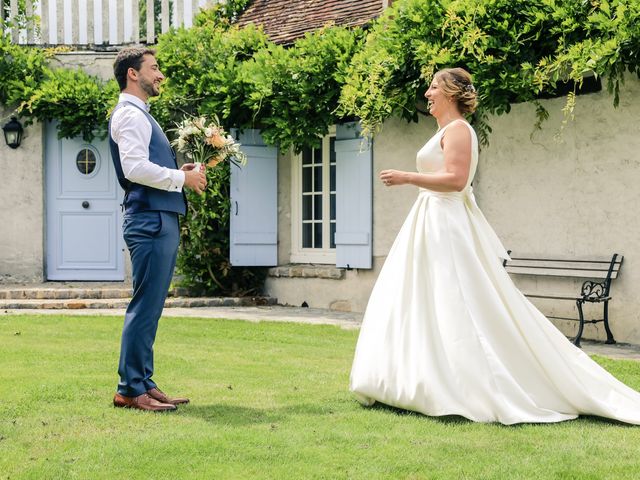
xmin=75 ymin=147 xmax=100 ymax=177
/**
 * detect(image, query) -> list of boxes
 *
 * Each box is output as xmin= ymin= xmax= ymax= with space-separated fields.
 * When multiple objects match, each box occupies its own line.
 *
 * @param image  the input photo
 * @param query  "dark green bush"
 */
xmin=175 ymin=161 xmax=267 ymax=296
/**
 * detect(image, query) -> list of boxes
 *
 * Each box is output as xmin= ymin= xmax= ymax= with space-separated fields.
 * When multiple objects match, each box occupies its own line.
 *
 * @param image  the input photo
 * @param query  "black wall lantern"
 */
xmin=3 ymin=116 xmax=23 ymax=149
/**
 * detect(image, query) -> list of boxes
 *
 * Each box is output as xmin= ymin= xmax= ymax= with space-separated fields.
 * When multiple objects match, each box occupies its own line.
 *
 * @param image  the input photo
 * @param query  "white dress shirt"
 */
xmin=110 ymin=93 xmax=185 ymax=192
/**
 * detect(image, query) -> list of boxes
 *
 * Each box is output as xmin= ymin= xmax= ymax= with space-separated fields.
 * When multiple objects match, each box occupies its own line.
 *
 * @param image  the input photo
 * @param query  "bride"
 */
xmin=349 ymin=67 xmax=640 ymax=425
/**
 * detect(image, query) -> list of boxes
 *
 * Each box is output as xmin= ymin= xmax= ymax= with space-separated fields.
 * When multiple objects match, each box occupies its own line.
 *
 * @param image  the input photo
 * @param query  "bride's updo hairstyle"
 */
xmin=434 ymin=67 xmax=478 ymax=115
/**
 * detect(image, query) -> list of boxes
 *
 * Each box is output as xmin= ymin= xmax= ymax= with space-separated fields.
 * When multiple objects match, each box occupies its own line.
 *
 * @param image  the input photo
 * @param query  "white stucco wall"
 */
xmin=0 ymin=108 xmax=45 ymax=282
xmin=475 ymin=75 xmax=640 ymax=344
xmin=267 ymin=76 xmax=640 ymax=344
xmin=49 ymin=51 xmax=117 ymax=79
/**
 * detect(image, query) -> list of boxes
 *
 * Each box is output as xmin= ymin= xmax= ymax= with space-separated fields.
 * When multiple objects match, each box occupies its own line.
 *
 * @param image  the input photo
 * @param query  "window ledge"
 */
xmin=268 ymin=264 xmax=345 ymax=280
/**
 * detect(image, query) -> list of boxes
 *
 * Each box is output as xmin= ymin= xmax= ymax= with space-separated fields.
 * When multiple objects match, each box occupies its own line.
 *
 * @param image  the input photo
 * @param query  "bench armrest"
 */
xmin=581 ymin=280 xmax=608 ymax=300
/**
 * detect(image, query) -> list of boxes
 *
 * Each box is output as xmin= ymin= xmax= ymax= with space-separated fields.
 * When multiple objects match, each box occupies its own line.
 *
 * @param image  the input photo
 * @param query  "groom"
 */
xmin=109 ymin=46 xmax=207 ymax=411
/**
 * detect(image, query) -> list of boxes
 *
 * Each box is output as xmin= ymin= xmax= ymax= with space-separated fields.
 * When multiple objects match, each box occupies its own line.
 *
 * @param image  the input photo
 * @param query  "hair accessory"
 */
xmin=452 ymin=77 xmax=476 ymax=94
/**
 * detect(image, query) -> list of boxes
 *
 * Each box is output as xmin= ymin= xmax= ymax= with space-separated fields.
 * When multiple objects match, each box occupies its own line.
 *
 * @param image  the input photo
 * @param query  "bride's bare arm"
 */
xmin=380 ymin=122 xmax=472 ymax=192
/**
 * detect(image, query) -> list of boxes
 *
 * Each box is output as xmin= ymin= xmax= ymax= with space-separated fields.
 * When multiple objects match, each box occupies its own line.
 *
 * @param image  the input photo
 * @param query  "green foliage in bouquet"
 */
xmin=175 ymin=162 xmax=267 ymax=296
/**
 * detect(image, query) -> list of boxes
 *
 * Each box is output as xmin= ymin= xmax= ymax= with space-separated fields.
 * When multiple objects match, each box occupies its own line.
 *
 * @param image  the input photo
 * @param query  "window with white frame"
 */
xmin=291 ymin=130 xmax=336 ymax=264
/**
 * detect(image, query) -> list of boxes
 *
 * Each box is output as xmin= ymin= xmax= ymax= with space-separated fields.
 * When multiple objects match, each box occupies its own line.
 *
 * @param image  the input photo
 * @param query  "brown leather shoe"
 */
xmin=113 ymin=392 xmax=177 ymax=412
xmin=147 ymin=387 xmax=190 ymax=405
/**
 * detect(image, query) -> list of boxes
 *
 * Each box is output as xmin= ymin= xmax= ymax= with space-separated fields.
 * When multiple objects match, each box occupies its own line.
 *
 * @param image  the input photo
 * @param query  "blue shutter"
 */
xmin=334 ymin=122 xmax=373 ymax=269
xmin=230 ymin=129 xmax=278 ymax=266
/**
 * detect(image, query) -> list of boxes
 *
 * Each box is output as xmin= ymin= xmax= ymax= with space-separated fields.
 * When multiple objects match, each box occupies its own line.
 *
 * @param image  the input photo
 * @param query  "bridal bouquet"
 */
xmin=171 ymin=115 xmax=247 ymax=169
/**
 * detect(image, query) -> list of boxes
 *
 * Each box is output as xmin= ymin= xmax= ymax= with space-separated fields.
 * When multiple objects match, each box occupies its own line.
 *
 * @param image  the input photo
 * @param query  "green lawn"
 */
xmin=1 ymin=314 xmax=640 ymax=479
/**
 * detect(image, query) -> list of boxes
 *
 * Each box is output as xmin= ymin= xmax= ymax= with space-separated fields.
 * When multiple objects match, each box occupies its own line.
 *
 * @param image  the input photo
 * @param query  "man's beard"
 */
xmin=140 ymin=77 xmax=159 ymax=97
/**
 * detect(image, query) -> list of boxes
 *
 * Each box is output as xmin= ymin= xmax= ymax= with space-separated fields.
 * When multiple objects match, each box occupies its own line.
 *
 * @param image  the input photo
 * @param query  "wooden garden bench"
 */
xmin=503 ymin=253 xmax=623 ymax=348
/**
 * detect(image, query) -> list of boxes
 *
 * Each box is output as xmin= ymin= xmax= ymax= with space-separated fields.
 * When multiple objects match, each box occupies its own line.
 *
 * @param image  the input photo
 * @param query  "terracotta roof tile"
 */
xmin=236 ymin=0 xmax=385 ymax=44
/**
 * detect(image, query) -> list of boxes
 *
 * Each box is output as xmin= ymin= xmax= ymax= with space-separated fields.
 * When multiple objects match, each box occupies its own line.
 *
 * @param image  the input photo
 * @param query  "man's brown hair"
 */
xmin=113 ymin=46 xmax=156 ymax=91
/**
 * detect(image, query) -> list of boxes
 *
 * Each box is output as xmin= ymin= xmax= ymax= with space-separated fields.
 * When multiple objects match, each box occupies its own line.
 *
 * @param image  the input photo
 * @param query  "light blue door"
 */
xmin=45 ymin=123 xmax=125 ymax=280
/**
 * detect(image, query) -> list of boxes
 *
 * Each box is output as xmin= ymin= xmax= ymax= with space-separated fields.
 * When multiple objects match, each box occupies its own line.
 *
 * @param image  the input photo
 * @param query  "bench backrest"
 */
xmin=504 ymin=253 xmax=623 ymax=282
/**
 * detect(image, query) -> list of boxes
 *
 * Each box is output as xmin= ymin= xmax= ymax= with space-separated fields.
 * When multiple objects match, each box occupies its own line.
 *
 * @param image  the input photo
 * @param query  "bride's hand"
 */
xmin=380 ymin=169 xmax=406 ymax=187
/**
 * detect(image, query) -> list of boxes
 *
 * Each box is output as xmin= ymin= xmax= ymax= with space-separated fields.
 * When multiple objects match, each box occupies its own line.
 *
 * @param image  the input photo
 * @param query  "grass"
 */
xmin=1 ymin=314 xmax=640 ymax=479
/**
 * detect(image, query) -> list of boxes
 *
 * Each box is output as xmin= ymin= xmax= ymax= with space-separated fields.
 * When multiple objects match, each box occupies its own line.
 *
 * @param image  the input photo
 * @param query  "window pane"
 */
xmin=302 ymin=195 xmax=312 ymax=220
xmin=314 ymin=223 xmax=322 ymax=248
xmin=314 ymin=166 xmax=322 ymax=191
xmin=314 ymin=145 xmax=322 ymax=164
xmin=330 ymin=137 xmax=336 ymax=162
xmin=330 ymin=193 xmax=336 ymax=220
xmin=76 ymin=149 xmax=97 ymax=175
xmin=302 ymin=148 xmax=312 ymax=165
xmin=314 ymin=194 xmax=323 ymax=220
xmin=330 ymin=164 xmax=336 ymax=192
xmin=302 ymin=223 xmax=312 ymax=248
xmin=330 ymin=222 xmax=336 ymax=249
xmin=302 ymin=166 xmax=312 ymax=192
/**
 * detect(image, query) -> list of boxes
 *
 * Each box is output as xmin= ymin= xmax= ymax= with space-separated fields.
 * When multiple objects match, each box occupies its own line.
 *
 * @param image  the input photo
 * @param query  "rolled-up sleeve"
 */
xmin=110 ymin=106 xmax=185 ymax=192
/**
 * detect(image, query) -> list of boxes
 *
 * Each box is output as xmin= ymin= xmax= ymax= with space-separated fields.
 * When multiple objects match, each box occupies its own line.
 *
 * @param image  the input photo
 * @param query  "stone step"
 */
xmin=0 ymin=296 xmax=277 ymax=310
xmin=0 ymin=287 xmax=133 ymax=300
xmin=0 ymin=285 xmax=234 ymax=301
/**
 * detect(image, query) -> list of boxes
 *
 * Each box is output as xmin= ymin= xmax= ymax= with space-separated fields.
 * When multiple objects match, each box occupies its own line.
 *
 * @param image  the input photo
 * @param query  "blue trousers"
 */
xmin=117 ymin=211 xmax=180 ymax=397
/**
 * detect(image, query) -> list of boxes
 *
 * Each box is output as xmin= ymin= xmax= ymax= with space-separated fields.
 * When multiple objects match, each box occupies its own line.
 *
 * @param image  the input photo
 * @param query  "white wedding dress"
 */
xmin=350 ymin=120 xmax=640 ymax=425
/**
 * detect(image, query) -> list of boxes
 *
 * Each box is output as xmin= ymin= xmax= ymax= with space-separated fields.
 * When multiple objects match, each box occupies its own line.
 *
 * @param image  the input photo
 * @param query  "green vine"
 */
xmin=0 ymin=34 xmax=50 ymax=108
xmin=339 ymin=0 xmax=640 ymax=142
xmin=21 ymin=68 xmax=119 ymax=141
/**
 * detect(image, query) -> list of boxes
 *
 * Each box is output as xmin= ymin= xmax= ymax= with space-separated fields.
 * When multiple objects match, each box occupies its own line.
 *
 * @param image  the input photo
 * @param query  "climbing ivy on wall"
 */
xmin=154 ymin=22 xmax=363 ymax=152
xmin=339 ymin=0 xmax=640 ymax=142
xmin=0 ymin=34 xmax=118 ymax=141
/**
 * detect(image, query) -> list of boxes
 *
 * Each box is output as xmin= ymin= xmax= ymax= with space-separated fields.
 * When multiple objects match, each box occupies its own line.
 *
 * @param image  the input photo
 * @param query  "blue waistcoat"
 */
xmin=109 ymin=101 xmax=187 ymax=215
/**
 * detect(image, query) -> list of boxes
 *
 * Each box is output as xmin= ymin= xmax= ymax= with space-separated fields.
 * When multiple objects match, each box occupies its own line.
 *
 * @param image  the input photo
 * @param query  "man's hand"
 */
xmin=181 ymin=163 xmax=207 ymax=195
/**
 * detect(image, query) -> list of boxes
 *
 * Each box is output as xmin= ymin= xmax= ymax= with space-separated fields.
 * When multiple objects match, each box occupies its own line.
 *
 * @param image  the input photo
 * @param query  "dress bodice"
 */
xmin=415 ymin=120 xmax=479 ymax=191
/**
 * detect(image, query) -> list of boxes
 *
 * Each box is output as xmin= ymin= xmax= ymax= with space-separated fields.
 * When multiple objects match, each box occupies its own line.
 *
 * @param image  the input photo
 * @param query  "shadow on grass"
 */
xmin=178 ymin=402 xmax=330 ymax=426
xmin=369 ymin=401 xmax=473 ymax=424
xmin=366 ymin=402 xmax=632 ymax=428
